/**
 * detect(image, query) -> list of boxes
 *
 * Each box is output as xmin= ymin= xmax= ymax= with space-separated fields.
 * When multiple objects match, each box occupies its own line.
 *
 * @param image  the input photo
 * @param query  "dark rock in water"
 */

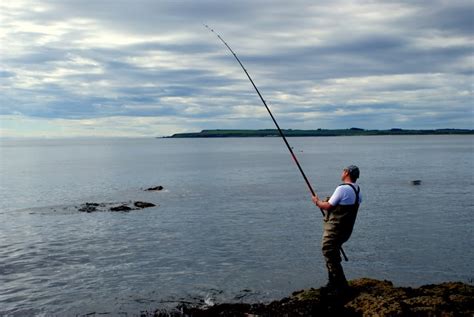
xmin=110 ymin=205 xmax=132 ymax=212
xmin=134 ymin=201 xmax=156 ymax=208
xmin=78 ymin=203 xmax=100 ymax=213
xmin=411 ymin=180 xmax=422 ymax=185
xmin=77 ymin=201 xmax=157 ymax=213
xmin=146 ymin=186 xmax=164 ymax=191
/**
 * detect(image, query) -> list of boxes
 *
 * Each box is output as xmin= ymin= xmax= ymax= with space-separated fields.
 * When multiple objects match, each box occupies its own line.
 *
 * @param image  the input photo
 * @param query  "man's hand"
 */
xmin=312 ymin=195 xmax=333 ymax=211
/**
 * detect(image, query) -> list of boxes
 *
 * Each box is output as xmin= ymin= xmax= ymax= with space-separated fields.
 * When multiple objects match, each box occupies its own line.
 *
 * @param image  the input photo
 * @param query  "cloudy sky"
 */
xmin=0 ymin=0 xmax=472 ymax=137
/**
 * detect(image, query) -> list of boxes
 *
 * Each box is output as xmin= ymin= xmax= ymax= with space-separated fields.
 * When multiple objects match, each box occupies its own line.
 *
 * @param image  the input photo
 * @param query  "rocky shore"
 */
xmin=145 ymin=278 xmax=473 ymax=317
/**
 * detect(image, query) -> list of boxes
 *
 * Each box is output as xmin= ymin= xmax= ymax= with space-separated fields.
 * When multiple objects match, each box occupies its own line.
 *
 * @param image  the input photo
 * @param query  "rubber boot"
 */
xmin=324 ymin=263 xmax=349 ymax=295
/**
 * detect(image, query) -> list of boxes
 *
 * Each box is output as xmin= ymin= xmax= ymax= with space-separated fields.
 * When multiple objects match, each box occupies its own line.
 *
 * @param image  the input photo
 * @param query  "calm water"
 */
xmin=0 ymin=136 xmax=473 ymax=315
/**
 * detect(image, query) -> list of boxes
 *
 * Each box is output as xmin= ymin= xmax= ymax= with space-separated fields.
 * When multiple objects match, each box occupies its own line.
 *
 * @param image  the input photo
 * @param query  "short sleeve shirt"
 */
xmin=328 ymin=183 xmax=362 ymax=206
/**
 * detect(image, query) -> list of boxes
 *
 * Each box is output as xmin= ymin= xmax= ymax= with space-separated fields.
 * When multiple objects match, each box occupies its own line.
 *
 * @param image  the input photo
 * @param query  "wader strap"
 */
xmin=339 ymin=183 xmax=360 ymax=205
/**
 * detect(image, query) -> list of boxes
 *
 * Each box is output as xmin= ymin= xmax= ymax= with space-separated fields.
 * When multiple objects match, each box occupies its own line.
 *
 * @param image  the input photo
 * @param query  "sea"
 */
xmin=0 ymin=135 xmax=473 ymax=316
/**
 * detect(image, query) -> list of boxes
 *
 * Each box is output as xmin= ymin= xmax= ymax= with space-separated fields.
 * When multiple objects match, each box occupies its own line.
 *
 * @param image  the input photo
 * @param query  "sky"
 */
xmin=0 ymin=0 xmax=473 ymax=137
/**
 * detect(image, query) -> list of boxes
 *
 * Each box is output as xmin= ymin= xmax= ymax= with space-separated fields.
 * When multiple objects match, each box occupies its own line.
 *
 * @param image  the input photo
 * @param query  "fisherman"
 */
xmin=312 ymin=165 xmax=362 ymax=293
xmin=206 ymin=26 xmax=361 ymax=293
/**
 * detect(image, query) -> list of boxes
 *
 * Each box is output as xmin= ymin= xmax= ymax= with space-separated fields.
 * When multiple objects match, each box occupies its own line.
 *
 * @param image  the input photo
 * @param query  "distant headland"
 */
xmin=164 ymin=128 xmax=474 ymax=138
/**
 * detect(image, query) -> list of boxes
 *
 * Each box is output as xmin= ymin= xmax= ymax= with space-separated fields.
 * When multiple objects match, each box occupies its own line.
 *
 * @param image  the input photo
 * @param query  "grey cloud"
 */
xmin=410 ymin=2 xmax=474 ymax=35
xmin=8 ymin=48 xmax=69 ymax=64
xmin=1 ymin=0 xmax=472 ymax=134
xmin=242 ymin=32 xmax=471 ymax=81
xmin=0 ymin=70 xmax=15 ymax=78
xmin=21 ymin=0 xmax=258 ymax=35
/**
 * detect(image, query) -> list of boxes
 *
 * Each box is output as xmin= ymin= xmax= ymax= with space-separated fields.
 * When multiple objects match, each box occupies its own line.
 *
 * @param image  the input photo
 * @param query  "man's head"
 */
xmin=343 ymin=165 xmax=360 ymax=182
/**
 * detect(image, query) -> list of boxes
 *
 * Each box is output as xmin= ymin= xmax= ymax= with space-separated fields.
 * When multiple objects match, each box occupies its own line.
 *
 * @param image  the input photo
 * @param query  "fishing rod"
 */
xmin=205 ymin=25 xmax=348 ymax=261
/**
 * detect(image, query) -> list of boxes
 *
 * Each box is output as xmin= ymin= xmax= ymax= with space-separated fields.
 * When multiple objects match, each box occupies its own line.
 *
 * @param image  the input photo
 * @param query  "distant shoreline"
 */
xmin=164 ymin=128 xmax=474 ymax=138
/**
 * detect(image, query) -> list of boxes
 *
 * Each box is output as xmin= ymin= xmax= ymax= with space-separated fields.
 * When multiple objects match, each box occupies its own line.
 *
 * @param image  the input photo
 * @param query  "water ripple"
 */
xmin=1 ymin=136 xmax=473 ymax=315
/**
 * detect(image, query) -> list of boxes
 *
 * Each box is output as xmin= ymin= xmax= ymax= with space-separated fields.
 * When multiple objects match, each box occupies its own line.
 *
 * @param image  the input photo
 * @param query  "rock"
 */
xmin=78 ymin=203 xmax=100 ymax=213
xmin=345 ymin=279 xmax=407 ymax=316
xmin=134 ymin=201 xmax=156 ymax=208
xmin=110 ymin=205 xmax=132 ymax=212
xmin=150 ymin=278 xmax=474 ymax=317
xmin=76 ymin=201 xmax=157 ymax=213
xmin=146 ymin=186 xmax=164 ymax=191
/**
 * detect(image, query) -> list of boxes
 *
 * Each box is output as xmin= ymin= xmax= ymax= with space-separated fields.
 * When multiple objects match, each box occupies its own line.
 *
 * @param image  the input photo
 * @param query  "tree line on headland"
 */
xmin=165 ymin=128 xmax=474 ymax=138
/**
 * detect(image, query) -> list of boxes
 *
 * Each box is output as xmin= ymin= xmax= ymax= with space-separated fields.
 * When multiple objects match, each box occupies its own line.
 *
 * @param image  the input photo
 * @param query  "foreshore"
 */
xmin=144 ymin=278 xmax=473 ymax=317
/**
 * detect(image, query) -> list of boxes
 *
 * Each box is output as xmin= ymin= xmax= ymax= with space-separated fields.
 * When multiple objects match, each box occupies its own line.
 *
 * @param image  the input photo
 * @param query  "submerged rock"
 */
xmin=134 ymin=201 xmax=156 ymax=208
xmin=146 ymin=186 xmax=164 ymax=191
xmin=110 ymin=204 xmax=132 ymax=212
xmin=77 ymin=201 xmax=157 ymax=213
xmin=145 ymin=278 xmax=474 ymax=316
xmin=78 ymin=203 xmax=101 ymax=213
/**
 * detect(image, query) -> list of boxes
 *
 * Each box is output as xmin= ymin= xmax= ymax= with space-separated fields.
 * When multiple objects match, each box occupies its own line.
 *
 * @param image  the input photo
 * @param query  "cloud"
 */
xmin=0 ymin=0 xmax=472 ymax=137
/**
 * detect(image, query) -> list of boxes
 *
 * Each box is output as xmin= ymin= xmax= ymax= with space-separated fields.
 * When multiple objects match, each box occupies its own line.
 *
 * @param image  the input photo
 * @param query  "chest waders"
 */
xmin=322 ymin=183 xmax=360 ymax=289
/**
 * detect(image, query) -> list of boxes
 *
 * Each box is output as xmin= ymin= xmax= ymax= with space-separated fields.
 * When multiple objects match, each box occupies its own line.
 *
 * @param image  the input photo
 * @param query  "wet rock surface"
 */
xmin=109 ymin=204 xmax=133 ymax=212
xmin=144 ymin=278 xmax=474 ymax=316
xmin=77 ymin=201 xmax=156 ymax=212
xmin=78 ymin=203 xmax=101 ymax=213
xmin=134 ymin=201 xmax=156 ymax=208
xmin=146 ymin=185 xmax=164 ymax=191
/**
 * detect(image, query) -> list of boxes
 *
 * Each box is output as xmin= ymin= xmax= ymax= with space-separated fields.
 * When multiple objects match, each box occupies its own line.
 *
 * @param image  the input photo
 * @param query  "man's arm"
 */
xmin=312 ymin=195 xmax=334 ymax=211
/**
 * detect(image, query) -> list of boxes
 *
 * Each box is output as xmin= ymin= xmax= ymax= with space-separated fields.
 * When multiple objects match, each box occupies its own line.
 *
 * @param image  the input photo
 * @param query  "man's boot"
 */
xmin=323 ymin=263 xmax=349 ymax=295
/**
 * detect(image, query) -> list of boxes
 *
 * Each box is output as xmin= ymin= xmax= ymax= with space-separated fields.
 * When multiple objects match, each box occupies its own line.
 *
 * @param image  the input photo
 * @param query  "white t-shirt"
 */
xmin=328 ymin=183 xmax=362 ymax=206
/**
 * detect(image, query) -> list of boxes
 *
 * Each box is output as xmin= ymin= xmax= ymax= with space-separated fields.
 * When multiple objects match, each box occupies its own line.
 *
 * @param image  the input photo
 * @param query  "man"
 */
xmin=312 ymin=165 xmax=362 ymax=293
